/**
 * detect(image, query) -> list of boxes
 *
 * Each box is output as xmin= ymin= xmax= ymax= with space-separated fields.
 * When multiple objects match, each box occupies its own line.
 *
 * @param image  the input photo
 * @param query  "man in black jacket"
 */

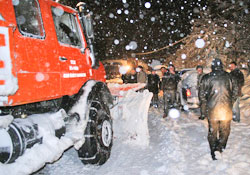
xmin=147 ymin=68 xmax=160 ymax=108
xmin=229 ymin=61 xmax=245 ymax=122
xmin=229 ymin=61 xmax=244 ymax=95
xmin=161 ymin=64 xmax=180 ymax=118
xmin=199 ymin=58 xmax=238 ymax=160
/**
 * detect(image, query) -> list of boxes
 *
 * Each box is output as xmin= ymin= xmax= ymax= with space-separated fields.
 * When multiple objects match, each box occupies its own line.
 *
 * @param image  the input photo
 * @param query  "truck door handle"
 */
xmin=59 ymin=56 xmax=68 ymax=61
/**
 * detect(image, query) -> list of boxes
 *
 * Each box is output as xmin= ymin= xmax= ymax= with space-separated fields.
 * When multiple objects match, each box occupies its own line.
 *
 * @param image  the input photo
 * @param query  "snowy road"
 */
xmin=37 ymin=106 xmax=250 ymax=175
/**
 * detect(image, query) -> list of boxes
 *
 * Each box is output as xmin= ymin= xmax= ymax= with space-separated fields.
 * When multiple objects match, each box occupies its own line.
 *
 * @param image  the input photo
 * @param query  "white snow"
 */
xmin=111 ymin=89 xmax=153 ymax=147
xmin=35 ymin=96 xmax=250 ymax=175
xmin=35 ymin=72 xmax=45 ymax=82
xmin=195 ymin=38 xmax=205 ymax=48
xmin=181 ymin=54 xmax=187 ymax=59
xmin=145 ymin=2 xmax=151 ymax=9
xmin=0 ymin=81 xmax=98 ymax=175
xmin=114 ymin=39 xmax=120 ymax=45
xmin=129 ymin=41 xmax=138 ymax=50
xmin=0 ymin=115 xmax=13 ymax=129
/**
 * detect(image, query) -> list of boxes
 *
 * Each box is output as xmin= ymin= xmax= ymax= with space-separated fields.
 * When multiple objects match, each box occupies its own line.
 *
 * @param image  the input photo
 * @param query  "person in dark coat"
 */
xmin=229 ymin=61 xmax=245 ymax=96
xmin=122 ymin=69 xmax=137 ymax=84
xmin=196 ymin=65 xmax=205 ymax=106
xmin=199 ymin=58 xmax=238 ymax=160
xmin=161 ymin=64 xmax=180 ymax=118
xmin=147 ymin=68 xmax=160 ymax=108
xmin=229 ymin=61 xmax=245 ymax=122
xmin=127 ymin=69 xmax=137 ymax=83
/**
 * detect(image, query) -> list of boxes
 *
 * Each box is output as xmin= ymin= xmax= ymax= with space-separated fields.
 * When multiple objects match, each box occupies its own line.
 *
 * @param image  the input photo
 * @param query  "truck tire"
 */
xmin=77 ymin=88 xmax=113 ymax=165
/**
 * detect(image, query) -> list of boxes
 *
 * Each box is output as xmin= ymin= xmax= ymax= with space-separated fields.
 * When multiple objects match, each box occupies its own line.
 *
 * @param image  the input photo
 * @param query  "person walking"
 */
xmin=199 ymin=58 xmax=238 ymax=160
xmin=229 ymin=61 xmax=245 ymax=122
xmin=161 ymin=64 xmax=180 ymax=118
xmin=147 ymin=68 xmax=160 ymax=108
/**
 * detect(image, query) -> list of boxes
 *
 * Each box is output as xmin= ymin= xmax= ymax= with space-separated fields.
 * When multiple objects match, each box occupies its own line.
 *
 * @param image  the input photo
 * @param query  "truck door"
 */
xmin=51 ymin=5 xmax=92 ymax=96
xmin=8 ymin=0 xmax=61 ymax=105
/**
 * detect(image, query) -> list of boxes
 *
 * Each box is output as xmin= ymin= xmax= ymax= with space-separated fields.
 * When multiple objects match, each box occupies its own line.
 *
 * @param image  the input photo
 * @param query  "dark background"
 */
xmin=59 ymin=0 xmax=207 ymax=61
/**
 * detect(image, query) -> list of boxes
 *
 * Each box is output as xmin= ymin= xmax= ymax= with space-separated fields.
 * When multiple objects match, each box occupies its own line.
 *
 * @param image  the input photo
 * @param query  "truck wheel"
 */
xmin=77 ymin=91 xmax=113 ymax=165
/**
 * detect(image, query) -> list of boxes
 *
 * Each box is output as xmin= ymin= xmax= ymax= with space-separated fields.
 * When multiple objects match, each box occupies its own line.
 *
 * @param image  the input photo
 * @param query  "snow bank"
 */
xmin=111 ymin=89 xmax=153 ymax=147
xmin=0 ymin=81 xmax=97 ymax=175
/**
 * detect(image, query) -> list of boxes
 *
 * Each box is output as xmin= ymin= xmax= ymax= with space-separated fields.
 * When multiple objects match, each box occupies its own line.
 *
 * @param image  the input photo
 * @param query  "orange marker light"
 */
xmin=186 ymin=89 xmax=191 ymax=97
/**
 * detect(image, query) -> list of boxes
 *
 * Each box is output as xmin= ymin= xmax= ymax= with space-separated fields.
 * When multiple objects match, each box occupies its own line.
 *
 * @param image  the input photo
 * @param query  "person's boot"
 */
xmin=163 ymin=113 xmax=168 ymax=118
xmin=211 ymin=151 xmax=217 ymax=160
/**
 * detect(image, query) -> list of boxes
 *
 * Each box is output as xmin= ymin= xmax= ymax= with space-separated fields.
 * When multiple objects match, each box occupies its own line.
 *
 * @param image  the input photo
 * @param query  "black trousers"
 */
xmin=163 ymin=90 xmax=176 ymax=115
xmin=207 ymin=119 xmax=231 ymax=159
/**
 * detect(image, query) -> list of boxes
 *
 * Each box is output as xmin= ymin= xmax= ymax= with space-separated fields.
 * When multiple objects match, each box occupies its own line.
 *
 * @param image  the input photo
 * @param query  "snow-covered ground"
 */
xmin=36 ymin=96 xmax=250 ymax=175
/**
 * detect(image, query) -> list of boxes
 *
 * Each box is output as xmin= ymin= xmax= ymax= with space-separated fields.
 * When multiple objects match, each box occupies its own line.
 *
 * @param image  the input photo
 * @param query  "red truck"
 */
xmin=0 ymin=0 xmax=113 ymax=171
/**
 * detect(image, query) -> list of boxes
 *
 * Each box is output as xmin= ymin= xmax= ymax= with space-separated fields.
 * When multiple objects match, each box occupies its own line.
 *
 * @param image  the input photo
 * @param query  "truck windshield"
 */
xmin=13 ymin=0 xmax=45 ymax=39
xmin=52 ymin=7 xmax=82 ymax=47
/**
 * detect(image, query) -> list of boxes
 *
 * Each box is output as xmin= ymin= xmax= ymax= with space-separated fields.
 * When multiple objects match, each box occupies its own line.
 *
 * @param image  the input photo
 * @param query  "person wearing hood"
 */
xmin=199 ymin=58 xmax=238 ymax=160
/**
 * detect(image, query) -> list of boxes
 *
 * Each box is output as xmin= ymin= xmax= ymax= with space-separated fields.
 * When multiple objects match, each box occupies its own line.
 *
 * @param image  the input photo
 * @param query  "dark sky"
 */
xmin=62 ymin=0 xmax=207 ymax=62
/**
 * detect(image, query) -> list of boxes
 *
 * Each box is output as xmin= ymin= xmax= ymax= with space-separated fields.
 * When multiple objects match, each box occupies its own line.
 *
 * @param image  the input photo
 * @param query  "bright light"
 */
xmin=186 ymin=89 xmax=191 ymax=97
xmin=168 ymin=108 xmax=180 ymax=119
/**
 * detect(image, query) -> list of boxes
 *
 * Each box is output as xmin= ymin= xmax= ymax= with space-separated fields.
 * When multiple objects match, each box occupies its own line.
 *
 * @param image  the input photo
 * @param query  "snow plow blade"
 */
xmin=108 ymin=83 xmax=153 ymax=147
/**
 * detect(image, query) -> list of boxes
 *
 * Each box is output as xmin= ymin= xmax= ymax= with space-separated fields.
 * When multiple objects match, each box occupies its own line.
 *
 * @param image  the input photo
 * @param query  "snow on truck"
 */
xmin=0 ymin=0 xmax=116 ymax=173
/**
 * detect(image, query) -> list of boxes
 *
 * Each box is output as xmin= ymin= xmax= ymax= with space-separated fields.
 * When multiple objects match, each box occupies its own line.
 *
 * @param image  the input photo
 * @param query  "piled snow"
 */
xmin=0 ymin=110 xmax=74 ymax=175
xmin=36 ymin=99 xmax=250 ymax=175
xmin=111 ymin=89 xmax=153 ymax=147
xmin=0 ymin=81 xmax=97 ymax=175
xmin=0 ymin=115 xmax=13 ymax=128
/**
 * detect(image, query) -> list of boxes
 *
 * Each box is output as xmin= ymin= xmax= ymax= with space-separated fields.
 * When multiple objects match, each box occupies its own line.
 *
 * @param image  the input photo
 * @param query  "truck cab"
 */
xmin=0 ymin=0 xmax=106 ymax=108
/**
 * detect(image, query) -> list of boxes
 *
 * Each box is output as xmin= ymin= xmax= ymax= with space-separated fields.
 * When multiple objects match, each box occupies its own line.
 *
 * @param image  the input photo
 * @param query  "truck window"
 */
xmin=13 ymin=0 xmax=45 ymax=39
xmin=52 ymin=7 xmax=82 ymax=47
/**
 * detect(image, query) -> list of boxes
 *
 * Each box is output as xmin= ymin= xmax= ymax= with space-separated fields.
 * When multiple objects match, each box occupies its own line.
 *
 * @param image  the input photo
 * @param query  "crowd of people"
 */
xmin=121 ymin=58 xmax=247 ymax=160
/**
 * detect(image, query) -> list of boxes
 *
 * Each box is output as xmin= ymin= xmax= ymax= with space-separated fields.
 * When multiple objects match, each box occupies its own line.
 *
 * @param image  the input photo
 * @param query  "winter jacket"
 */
xmin=199 ymin=68 xmax=238 ymax=121
xmin=122 ymin=73 xmax=137 ymax=83
xmin=230 ymin=68 xmax=244 ymax=96
xmin=161 ymin=72 xmax=180 ymax=91
xmin=137 ymin=71 xmax=147 ymax=83
xmin=147 ymin=74 xmax=160 ymax=94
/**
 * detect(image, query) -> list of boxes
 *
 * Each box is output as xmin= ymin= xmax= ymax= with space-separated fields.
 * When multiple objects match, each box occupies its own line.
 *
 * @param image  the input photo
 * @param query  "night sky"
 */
xmin=62 ymin=0 xmax=208 ymax=62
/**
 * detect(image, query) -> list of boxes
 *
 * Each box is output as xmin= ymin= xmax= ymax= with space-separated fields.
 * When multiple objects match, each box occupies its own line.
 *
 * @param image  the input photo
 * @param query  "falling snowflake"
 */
xmin=225 ymin=41 xmax=230 ymax=48
xmin=168 ymin=108 xmax=180 ymax=119
xmin=129 ymin=41 xmax=138 ymax=50
xmin=145 ymin=2 xmax=151 ymax=9
xmin=181 ymin=54 xmax=187 ymax=59
xmin=12 ymin=0 xmax=19 ymax=6
xmin=36 ymin=73 xmax=45 ymax=82
xmin=114 ymin=39 xmax=120 ymax=45
xmin=195 ymin=39 xmax=205 ymax=48
xmin=117 ymin=9 xmax=122 ymax=14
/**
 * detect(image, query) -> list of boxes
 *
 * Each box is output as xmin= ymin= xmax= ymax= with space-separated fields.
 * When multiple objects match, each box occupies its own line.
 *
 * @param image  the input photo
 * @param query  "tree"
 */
xmin=168 ymin=0 xmax=250 ymax=69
